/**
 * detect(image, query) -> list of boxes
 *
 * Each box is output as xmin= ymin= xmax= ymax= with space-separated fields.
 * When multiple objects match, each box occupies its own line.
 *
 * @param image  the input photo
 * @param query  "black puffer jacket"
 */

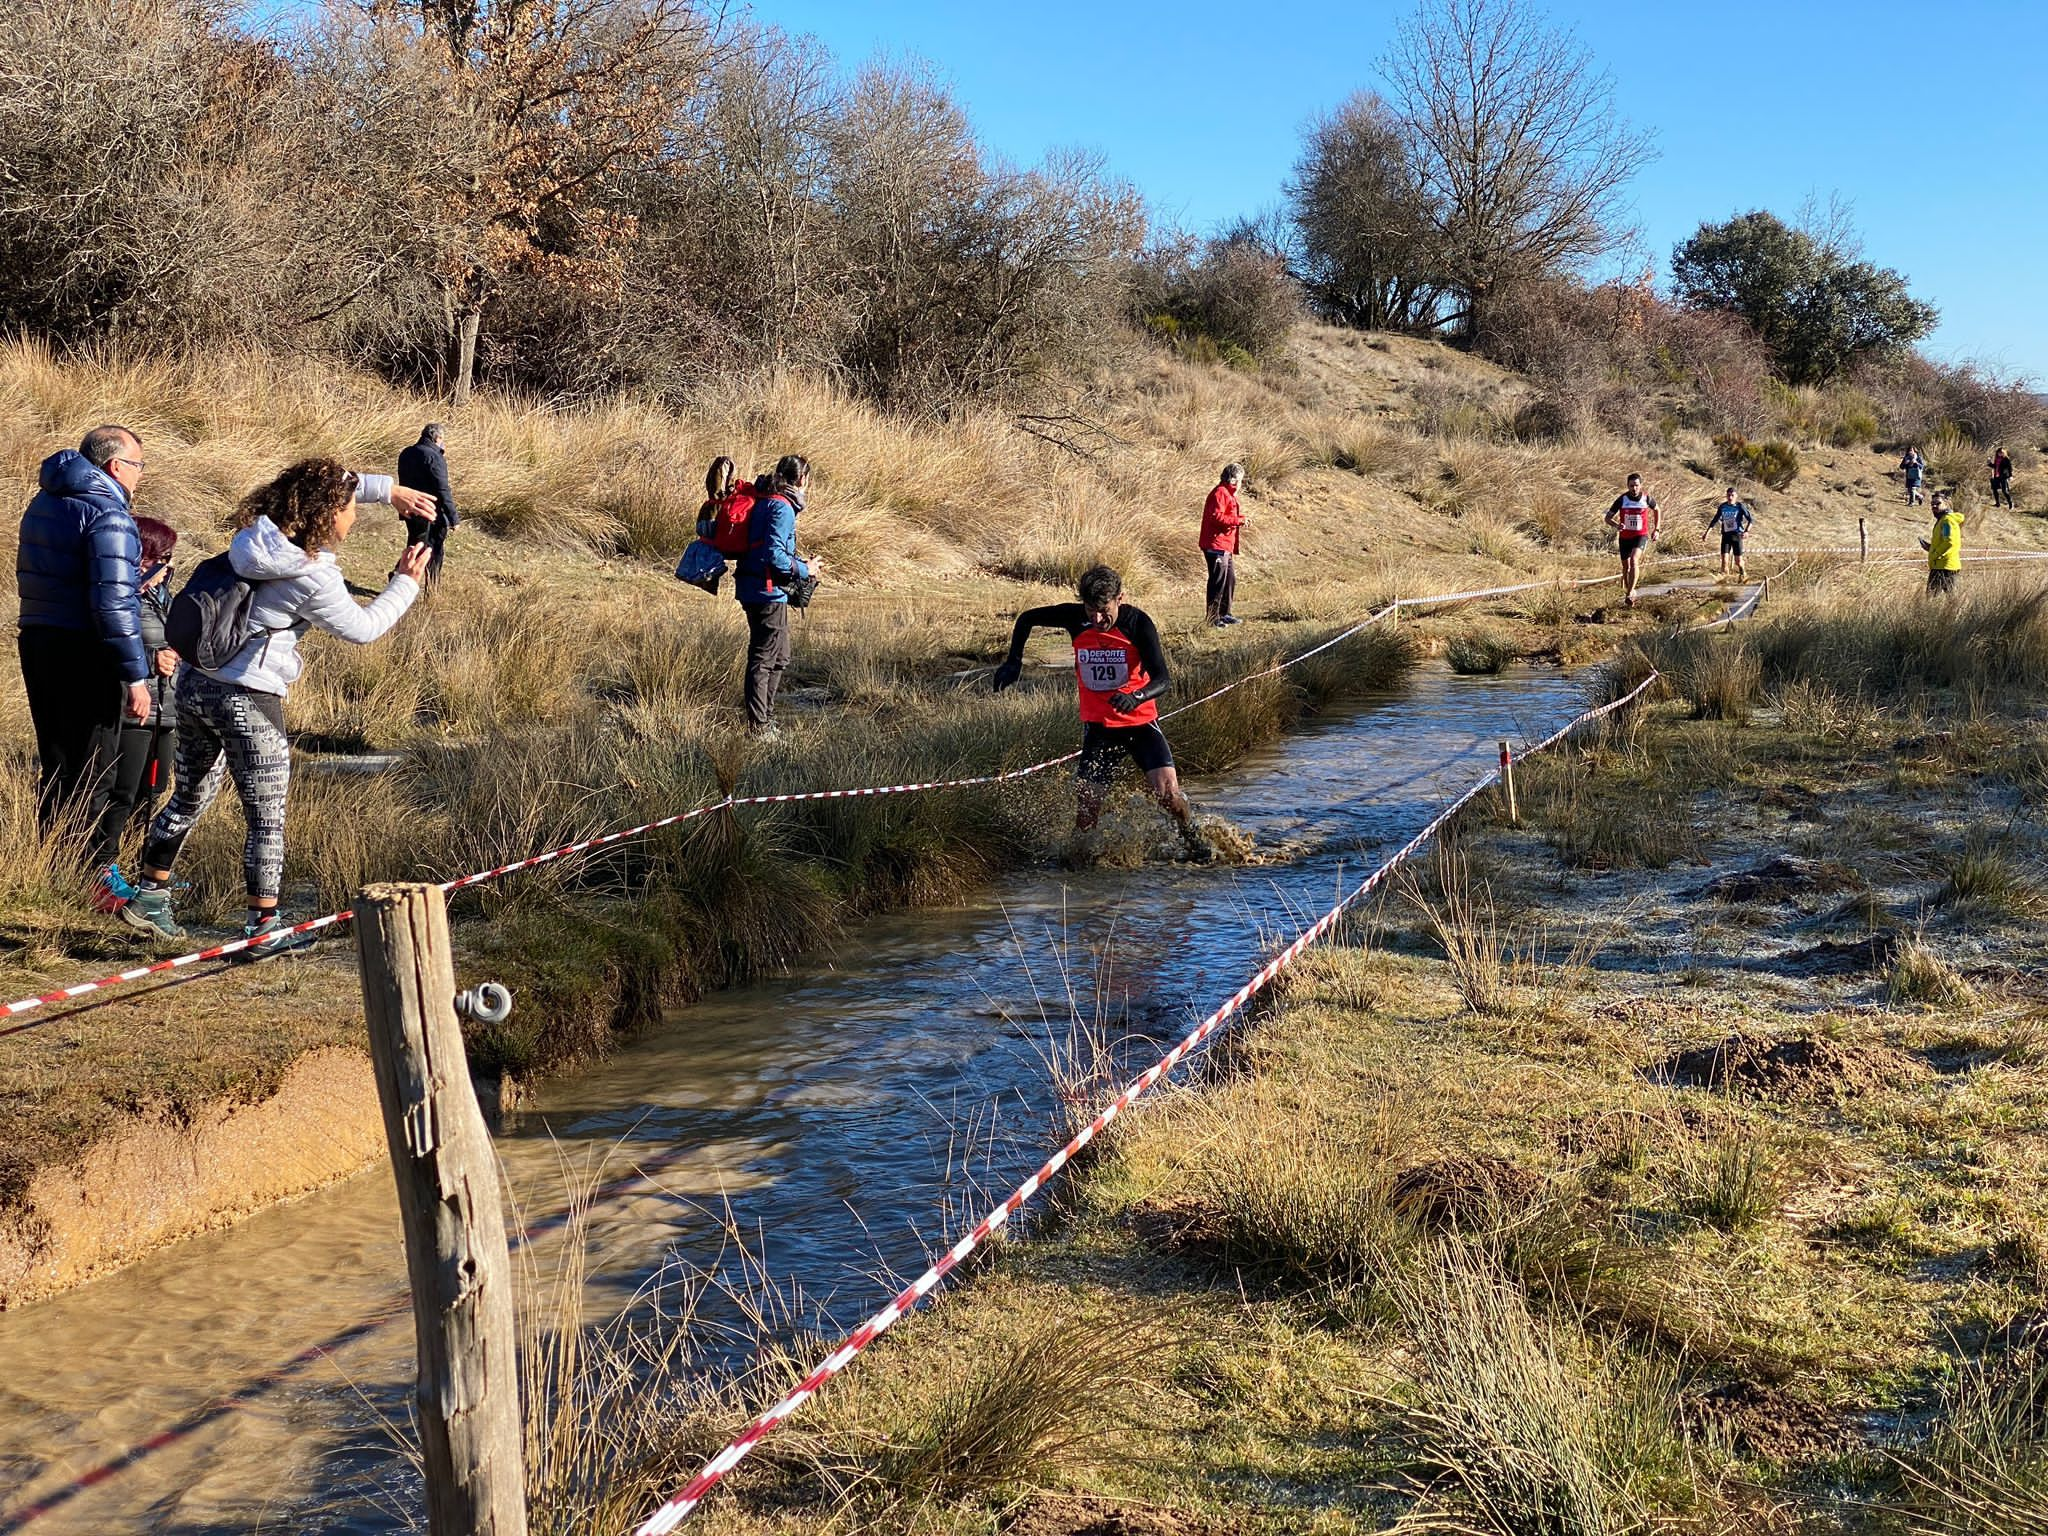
xmin=15 ymin=450 xmax=147 ymax=682
xmin=134 ymin=581 xmax=177 ymax=729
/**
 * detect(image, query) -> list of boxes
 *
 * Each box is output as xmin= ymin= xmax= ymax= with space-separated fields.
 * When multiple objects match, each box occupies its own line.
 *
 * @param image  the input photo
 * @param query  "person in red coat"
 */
xmin=1200 ymin=463 xmax=1245 ymax=626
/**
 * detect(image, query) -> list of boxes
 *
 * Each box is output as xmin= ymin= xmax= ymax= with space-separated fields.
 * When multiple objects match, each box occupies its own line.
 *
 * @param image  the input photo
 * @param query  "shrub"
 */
xmin=1133 ymin=232 xmax=1302 ymax=363
xmin=1445 ymin=626 xmax=1520 ymax=676
xmin=1712 ymin=432 xmax=1801 ymax=490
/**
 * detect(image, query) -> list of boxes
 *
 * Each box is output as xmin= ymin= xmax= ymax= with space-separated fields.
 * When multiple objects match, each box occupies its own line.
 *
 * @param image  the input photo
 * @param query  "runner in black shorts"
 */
xmin=1603 ymin=472 xmax=1660 ymax=606
xmin=1700 ymin=484 xmax=1753 ymax=579
xmin=992 ymin=564 xmax=1208 ymax=858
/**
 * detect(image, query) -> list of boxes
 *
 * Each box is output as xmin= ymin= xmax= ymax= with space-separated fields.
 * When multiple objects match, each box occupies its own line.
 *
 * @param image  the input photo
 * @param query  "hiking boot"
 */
xmin=231 ymin=912 xmax=319 ymax=964
xmin=118 ymin=886 xmax=186 ymax=941
xmin=90 ymin=863 xmax=138 ymax=915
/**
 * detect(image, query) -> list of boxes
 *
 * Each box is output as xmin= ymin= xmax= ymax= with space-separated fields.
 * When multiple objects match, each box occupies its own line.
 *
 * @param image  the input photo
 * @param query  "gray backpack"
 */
xmin=165 ymin=552 xmax=261 ymax=671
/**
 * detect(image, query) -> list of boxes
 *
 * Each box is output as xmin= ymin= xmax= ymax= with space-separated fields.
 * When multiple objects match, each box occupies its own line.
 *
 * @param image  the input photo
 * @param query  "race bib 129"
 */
xmin=1076 ymin=646 xmax=1131 ymax=691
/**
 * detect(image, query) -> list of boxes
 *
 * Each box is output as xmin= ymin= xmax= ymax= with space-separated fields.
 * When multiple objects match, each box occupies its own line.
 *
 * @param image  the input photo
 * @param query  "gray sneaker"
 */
xmin=118 ymin=887 xmax=186 ymax=942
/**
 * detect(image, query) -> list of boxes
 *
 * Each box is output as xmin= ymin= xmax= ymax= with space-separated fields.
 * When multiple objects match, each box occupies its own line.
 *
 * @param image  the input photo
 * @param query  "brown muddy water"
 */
xmin=0 ymin=663 xmax=1590 ymax=1534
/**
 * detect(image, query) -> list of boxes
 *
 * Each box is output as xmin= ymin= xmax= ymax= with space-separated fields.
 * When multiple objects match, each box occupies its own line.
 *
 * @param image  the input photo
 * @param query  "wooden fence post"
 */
xmin=356 ymin=882 xmax=527 ymax=1536
xmin=1858 ymin=517 xmax=1868 ymax=564
xmin=1498 ymin=739 xmax=1519 ymax=826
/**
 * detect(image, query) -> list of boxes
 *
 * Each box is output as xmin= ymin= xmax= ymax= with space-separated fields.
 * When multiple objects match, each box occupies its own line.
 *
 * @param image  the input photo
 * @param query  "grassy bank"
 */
xmin=605 ymin=566 xmax=2048 ymax=1536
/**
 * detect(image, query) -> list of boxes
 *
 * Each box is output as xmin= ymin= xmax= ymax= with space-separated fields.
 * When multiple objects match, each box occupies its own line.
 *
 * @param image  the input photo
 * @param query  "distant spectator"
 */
xmin=1900 ymin=446 xmax=1925 ymax=506
xmin=91 ymin=517 xmax=182 ymax=914
xmin=15 ymin=424 xmax=152 ymax=901
xmin=1920 ymin=490 xmax=1964 ymax=595
xmin=1989 ymin=446 xmax=2014 ymax=509
xmin=1199 ymin=464 xmax=1246 ymax=627
xmin=734 ymin=454 xmax=822 ymax=739
xmin=396 ymin=422 xmax=460 ymax=582
xmin=123 ymin=462 xmax=431 ymax=950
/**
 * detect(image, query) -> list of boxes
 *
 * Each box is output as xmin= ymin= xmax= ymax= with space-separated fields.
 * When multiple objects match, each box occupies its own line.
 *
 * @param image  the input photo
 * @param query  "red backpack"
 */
xmin=699 ymin=456 xmax=758 ymax=557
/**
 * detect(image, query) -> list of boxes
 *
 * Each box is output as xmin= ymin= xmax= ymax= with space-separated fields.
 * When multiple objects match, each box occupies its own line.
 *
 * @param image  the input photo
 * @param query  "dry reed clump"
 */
xmin=1445 ymin=623 xmax=1520 ymax=675
xmin=1894 ymin=1329 xmax=2048 ymax=1536
xmin=1887 ymin=939 xmax=1975 ymax=1009
xmin=1387 ymin=1247 xmax=1672 ymax=1536
xmin=1751 ymin=579 xmax=2048 ymax=701
xmin=1514 ymin=744 xmax=1699 ymax=871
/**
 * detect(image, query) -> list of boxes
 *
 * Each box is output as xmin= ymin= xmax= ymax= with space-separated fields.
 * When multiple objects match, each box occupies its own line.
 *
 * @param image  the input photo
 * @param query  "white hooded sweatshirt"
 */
xmin=205 ymin=515 xmax=419 ymax=696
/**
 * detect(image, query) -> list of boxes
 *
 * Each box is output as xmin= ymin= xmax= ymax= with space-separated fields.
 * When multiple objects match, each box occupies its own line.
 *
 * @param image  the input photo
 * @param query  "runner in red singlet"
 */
xmin=992 ymin=564 xmax=1209 ymax=858
xmin=1603 ymin=471 xmax=1661 ymax=607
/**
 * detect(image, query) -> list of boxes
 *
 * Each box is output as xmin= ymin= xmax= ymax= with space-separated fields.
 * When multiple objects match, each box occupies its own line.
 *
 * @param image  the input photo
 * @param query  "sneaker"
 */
xmin=90 ymin=863 xmax=138 ymax=914
xmin=1220 ymin=615 xmax=1242 ymax=626
xmin=231 ymin=912 xmax=318 ymax=964
xmin=749 ymin=724 xmax=783 ymax=744
xmin=118 ymin=886 xmax=186 ymax=941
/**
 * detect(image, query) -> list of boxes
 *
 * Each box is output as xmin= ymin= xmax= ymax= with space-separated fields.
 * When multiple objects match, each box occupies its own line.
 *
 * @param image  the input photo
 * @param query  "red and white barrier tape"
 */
xmin=627 ymin=671 xmax=1661 ymax=1535
xmin=0 ymin=569 xmax=1629 ymax=1028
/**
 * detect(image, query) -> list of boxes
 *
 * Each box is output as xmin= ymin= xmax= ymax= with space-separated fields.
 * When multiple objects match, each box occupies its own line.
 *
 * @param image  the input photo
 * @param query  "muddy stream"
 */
xmin=0 ymin=663 xmax=1589 ymax=1533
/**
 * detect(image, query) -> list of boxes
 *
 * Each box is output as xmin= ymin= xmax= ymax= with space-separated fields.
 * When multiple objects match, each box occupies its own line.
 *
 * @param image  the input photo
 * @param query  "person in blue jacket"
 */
xmin=734 ymin=454 xmax=823 ymax=737
xmin=15 ymin=425 xmax=153 ymax=889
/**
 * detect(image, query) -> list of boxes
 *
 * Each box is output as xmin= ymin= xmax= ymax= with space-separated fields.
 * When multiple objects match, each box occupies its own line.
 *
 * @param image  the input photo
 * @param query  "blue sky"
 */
xmin=754 ymin=0 xmax=2048 ymax=379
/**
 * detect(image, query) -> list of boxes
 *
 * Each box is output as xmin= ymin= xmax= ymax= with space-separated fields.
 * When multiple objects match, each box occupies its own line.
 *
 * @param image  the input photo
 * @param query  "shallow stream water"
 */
xmin=0 ymin=663 xmax=1588 ymax=1534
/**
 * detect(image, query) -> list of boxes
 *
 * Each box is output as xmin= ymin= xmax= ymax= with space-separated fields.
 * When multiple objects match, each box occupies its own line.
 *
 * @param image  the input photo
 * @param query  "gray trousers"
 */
xmin=142 ymin=668 xmax=292 ymax=901
xmin=743 ymin=603 xmax=792 ymax=729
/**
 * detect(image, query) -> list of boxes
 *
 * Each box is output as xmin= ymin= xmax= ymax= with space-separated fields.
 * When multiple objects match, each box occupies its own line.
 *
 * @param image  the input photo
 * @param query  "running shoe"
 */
xmin=90 ymin=863 xmax=138 ymax=914
xmin=118 ymin=886 xmax=186 ymax=941
xmin=231 ymin=912 xmax=319 ymax=964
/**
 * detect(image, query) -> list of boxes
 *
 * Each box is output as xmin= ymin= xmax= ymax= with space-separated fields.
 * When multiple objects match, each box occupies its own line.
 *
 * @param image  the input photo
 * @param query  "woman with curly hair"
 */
xmin=122 ymin=461 xmax=431 ymax=949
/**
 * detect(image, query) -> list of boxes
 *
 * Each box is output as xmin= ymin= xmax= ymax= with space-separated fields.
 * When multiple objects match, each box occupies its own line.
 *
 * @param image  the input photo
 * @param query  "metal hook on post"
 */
xmin=454 ymin=981 xmax=513 ymax=1027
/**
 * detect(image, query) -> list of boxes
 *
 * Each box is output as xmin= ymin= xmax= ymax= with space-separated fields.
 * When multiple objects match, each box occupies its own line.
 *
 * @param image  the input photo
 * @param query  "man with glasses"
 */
xmin=15 ymin=424 xmax=154 ymax=895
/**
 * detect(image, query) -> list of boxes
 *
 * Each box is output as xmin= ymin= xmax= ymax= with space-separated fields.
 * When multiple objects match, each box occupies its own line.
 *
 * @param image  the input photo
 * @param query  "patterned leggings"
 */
xmin=141 ymin=668 xmax=292 ymax=901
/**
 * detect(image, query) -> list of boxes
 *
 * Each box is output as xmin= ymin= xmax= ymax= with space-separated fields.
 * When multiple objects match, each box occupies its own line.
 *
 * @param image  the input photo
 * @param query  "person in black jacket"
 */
xmin=90 ymin=517 xmax=182 ymax=913
xmin=15 ymin=425 xmax=152 ymax=885
xmin=396 ymin=422 xmax=459 ymax=582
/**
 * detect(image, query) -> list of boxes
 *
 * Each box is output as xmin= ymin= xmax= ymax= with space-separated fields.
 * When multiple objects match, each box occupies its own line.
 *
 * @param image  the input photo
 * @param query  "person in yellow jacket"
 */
xmin=1919 ymin=491 xmax=1964 ymax=594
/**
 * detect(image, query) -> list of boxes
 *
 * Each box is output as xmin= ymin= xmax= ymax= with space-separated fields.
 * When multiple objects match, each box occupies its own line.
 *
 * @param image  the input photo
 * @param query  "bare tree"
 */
xmin=1288 ymin=92 xmax=1448 ymax=332
xmin=1382 ymin=0 xmax=1653 ymax=343
xmin=363 ymin=0 xmax=719 ymax=403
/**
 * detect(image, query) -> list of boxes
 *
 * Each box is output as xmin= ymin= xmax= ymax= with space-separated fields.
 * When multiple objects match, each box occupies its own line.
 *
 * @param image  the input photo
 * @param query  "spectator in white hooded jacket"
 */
xmin=122 ymin=461 xmax=431 ymax=950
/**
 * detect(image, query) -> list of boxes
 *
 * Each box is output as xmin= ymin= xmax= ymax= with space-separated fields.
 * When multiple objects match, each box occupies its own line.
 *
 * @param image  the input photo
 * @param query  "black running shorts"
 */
xmin=1077 ymin=721 xmax=1174 ymax=785
xmin=1720 ymin=532 xmax=1745 ymax=556
xmin=1618 ymin=534 xmax=1646 ymax=559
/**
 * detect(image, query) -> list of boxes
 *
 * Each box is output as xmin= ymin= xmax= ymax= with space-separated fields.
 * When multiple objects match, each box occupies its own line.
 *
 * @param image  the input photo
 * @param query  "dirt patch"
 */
xmin=1681 ymin=1378 xmax=1844 ymax=1462
xmin=1388 ymin=1155 xmax=1543 ymax=1230
xmin=1127 ymin=1199 xmax=1231 ymax=1269
xmin=1652 ymin=1031 xmax=1923 ymax=1103
xmin=0 ymin=1046 xmax=382 ymax=1309
xmin=1778 ymin=930 xmax=1905 ymax=977
xmin=1697 ymin=857 xmax=1856 ymax=904
xmin=1758 ymin=784 xmax=1827 ymax=823
xmin=1006 ymin=1493 xmax=1216 ymax=1536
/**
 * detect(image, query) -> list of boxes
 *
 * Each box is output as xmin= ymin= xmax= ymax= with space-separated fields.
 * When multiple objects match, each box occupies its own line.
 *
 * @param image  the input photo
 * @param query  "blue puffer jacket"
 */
xmin=16 ymin=450 xmax=148 ymax=682
xmin=734 ymin=485 xmax=811 ymax=607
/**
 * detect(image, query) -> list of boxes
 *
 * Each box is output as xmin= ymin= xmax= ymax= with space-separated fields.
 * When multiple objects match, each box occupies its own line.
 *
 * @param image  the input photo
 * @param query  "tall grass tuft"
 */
xmin=869 ymin=1311 xmax=1166 ymax=1504
xmin=1446 ymin=624 xmax=1520 ymax=675
xmin=1410 ymin=846 xmax=1519 ymax=1016
xmin=1896 ymin=1331 xmax=2048 ymax=1536
xmin=1392 ymin=1248 xmax=1656 ymax=1536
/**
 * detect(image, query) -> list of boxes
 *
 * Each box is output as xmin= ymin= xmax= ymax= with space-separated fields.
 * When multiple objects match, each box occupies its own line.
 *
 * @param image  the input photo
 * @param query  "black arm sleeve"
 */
xmin=1119 ymin=606 xmax=1170 ymax=704
xmin=1004 ymin=603 xmax=1086 ymax=662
